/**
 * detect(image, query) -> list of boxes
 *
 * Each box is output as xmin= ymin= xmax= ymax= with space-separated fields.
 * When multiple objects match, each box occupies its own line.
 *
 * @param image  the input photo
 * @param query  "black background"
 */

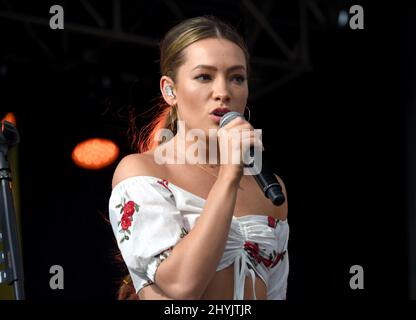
xmin=0 ymin=0 xmax=412 ymax=300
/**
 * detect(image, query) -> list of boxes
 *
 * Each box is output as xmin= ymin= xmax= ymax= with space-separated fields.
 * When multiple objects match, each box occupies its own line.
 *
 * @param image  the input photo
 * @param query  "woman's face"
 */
xmin=167 ymin=38 xmax=248 ymax=133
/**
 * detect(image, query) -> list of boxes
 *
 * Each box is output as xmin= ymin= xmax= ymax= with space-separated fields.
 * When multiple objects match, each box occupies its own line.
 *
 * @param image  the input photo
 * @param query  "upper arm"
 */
xmin=110 ymin=155 xmax=188 ymax=299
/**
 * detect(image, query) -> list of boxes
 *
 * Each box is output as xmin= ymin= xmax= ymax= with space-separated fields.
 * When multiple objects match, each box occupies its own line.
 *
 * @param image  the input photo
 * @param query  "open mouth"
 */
xmin=209 ymin=108 xmax=230 ymax=124
xmin=210 ymin=108 xmax=231 ymax=117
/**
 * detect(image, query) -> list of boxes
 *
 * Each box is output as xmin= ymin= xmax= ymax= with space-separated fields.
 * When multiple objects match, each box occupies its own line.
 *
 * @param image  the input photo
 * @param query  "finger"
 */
xmin=220 ymin=123 xmax=254 ymax=134
xmin=237 ymin=136 xmax=261 ymax=153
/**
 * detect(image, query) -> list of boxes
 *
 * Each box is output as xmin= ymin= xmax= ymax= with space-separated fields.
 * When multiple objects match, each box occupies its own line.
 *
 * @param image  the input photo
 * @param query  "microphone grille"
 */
xmin=219 ymin=111 xmax=245 ymax=128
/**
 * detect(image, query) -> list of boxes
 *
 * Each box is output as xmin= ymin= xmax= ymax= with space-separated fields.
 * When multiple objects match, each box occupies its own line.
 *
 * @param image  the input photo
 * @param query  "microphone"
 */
xmin=219 ymin=111 xmax=285 ymax=206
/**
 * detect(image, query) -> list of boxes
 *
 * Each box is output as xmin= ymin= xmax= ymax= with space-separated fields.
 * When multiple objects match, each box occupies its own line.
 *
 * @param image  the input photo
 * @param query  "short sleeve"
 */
xmin=108 ymin=176 xmax=188 ymax=294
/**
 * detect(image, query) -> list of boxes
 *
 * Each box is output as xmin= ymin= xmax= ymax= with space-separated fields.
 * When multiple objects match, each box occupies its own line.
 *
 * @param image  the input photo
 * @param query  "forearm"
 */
xmin=138 ymin=284 xmax=175 ymax=300
xmin=155 ymin=171 xmax=241 ymax=299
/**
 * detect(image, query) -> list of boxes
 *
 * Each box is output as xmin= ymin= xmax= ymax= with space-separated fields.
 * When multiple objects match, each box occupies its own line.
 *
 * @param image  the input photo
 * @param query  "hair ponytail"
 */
xmin=128 ymin=98 xmax=178 ymax=153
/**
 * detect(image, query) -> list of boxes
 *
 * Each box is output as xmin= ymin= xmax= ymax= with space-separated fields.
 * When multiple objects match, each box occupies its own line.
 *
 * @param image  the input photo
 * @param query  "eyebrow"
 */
xmin=191 ymin=64 xmax=246 ymax=72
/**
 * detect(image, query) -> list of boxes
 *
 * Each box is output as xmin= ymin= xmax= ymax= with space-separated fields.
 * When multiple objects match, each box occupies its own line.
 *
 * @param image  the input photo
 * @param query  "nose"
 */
xmin=213 ymin=77 xmax=230 ymax=104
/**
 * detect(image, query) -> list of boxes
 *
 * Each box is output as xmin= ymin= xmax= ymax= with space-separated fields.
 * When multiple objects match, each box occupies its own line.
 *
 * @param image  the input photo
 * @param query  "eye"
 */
xmin=231 ymin=75 xmax=246 ymax=84
xmin=195 ymin=74 xmax=211 ymax=81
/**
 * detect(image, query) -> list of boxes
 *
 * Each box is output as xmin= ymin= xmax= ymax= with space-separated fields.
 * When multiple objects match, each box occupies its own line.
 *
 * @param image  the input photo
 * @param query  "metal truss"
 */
xmin=0 ymin=0 xmax=339 ymax=99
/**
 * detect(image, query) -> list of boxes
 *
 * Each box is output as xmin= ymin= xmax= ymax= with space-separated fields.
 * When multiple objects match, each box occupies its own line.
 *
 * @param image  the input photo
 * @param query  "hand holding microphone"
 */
xmin=216 ymin=114 xmax=261 ymax=179
xmin=219 ymin=111 xmax=285 ymax=206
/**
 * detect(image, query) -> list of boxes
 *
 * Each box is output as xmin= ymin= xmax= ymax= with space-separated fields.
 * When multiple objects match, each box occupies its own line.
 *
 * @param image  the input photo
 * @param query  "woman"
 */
xmin=109 ymin=15 xmax=289 ymax=300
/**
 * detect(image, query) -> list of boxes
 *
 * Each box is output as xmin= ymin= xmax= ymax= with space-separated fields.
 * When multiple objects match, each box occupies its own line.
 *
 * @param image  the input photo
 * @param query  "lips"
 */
xmin=209 ymin=107 xmax=231 ymax=117
xmin=209 ymin=107 xmax=231 ymax=125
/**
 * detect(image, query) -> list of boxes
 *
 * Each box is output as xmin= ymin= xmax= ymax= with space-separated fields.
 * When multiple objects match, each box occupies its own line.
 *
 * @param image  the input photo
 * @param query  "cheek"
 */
xmin=176 ymin=92 xmax=206 ymax=124
xmin=178 ymin=81 xmax=205 ymax=102
xmin=237 ymin=86 xmax=249 ymax=104
xmin=241 ymin=89 xmax=249 ymax=101
xmin=178 ymin=87 xmax=207 ymax=116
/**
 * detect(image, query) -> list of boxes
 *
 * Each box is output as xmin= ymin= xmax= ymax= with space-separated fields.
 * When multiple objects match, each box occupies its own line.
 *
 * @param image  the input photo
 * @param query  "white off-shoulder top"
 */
xmin=108 ymin=175 xmax=289 ymax=300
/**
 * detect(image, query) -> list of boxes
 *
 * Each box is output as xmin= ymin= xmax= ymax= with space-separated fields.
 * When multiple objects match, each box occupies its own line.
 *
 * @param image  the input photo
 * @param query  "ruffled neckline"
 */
xmin=113 ymin=175 xmax=287 ymax=224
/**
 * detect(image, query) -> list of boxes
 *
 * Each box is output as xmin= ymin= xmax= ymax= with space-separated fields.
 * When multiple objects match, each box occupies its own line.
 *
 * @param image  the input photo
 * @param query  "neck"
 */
xmin=171 ymin=124 xmax=220 ymax=166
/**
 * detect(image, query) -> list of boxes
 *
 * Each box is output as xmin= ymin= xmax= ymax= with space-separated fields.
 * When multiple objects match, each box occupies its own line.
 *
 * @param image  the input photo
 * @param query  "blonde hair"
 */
xmin=132 ymin=15 xmax=250 ymax=153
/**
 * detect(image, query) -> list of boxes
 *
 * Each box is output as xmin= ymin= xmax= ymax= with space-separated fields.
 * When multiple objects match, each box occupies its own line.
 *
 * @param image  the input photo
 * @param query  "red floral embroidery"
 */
xmin=244 ymin=240 xmax=286 ymax=269
xmin=123 ymin=201 xmax=136 ymax=217
xmin=116 ymin=198 xmax=140 ymax=243
xmin=271 ymin=251 xmax=286 ymax=268
xmin=268 ymin=216 xmax=277 ymax=228
xmin=262 ymin=257 xmax=273 ymax=268
xmin=157 ymin=179 xmax=172 ymax=192
xmin=121 ymin=214 xmax=132 ymax=230
xmin=244 ymin=241 xmax=259 ymax=255
xmin=244 ymin=241 xmax=262 ymax=264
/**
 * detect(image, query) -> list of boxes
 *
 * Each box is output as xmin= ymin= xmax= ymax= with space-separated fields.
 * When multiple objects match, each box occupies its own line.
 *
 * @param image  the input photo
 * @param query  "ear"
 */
xmin=160 ymin=76 xmax=176 ymax=105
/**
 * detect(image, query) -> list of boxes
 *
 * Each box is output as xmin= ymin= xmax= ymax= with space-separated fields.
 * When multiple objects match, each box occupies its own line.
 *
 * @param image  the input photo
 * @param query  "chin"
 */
xmin=207 ymin=123 xmax=220 ymax=130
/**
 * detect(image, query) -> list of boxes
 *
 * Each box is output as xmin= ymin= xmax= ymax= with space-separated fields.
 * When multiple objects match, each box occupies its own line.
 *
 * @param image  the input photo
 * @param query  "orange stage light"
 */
xmin=72 ymin=138 xmax=119 ymax=170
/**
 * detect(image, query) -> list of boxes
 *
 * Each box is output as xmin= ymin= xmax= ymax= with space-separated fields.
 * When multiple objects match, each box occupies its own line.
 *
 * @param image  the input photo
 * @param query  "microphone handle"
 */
xmin=253 ymin=171 xmax=286 ymax=206
xmin=247 ymin=147 xmax=286 ymax=206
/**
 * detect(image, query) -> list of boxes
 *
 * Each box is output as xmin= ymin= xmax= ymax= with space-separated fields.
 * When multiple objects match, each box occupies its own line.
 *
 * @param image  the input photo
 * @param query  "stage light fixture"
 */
xmin=71 ymin=138 xmax=119 ymax=170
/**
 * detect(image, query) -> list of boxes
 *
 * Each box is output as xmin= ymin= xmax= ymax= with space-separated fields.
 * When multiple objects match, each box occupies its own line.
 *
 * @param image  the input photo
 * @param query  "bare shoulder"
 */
xmin=111 ymin=152 xmax=164 ymax=189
